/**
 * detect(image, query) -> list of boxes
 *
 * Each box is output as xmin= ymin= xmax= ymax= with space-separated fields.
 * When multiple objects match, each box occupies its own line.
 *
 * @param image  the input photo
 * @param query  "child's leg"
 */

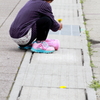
xmin=19 ymin=16 xmax=52 ymax=48
xmin=36 ymin=16 xmax=53 ymax=41
xmin=31 ymin=17 xmax=55 ymax=53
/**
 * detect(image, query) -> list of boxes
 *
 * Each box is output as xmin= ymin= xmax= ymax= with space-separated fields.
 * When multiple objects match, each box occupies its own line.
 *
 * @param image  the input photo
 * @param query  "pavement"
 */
xmin=0 ymin=0 xmax=100 ymax=100
xmin=83 ymin=0 xmax=100 ymax=100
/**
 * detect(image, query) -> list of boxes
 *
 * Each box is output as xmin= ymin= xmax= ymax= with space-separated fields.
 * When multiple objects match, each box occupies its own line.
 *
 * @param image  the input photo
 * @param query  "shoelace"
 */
xmin=41 ymin=41 xmax=49 ymax=48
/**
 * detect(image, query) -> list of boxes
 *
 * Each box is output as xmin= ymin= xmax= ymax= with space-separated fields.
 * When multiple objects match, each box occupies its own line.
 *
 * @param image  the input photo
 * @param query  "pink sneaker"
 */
xmin=45 ymin=39 xmax=60 ymax=50
xmin=31 ymin=41 xmax=55 ymax=53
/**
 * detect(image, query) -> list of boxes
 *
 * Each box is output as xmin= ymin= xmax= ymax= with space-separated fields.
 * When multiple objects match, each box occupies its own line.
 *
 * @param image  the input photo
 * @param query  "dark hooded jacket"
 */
xmin=9 ymin=0 xmax=60 ymax=38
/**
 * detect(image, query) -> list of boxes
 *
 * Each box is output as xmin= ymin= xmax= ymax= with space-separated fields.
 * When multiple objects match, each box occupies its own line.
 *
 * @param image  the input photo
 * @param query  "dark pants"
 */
xmin=36 ymin=16 xmax=53 ymax=41
xmin=19 ymin=16 xmax=53 ymax=47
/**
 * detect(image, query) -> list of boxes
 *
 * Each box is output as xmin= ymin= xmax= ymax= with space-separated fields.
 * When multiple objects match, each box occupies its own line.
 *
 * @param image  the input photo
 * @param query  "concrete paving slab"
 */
xmin=92 ymin=61 xmax=100 ymax=67
xmin=83 ymin=0 xmax=100 ymax=99
xmin=48 ymin=34 xmax=83 ymax=49
xmin=0 ymin=73 xmax=15 ymax=81
xmin=84 ymin=8 xmax=100 ymax=14
xmin=20 ymin=65 xmax=91 ymax=88
xmin=0 ymin=66 xmax=18 ymax=74
xmin=0 ymin=81 xmax=13 ymax=97
xmin=0 ymin=1 xmax=28 ymax=99
xmin=83 ymin=25 xmax=100 ymax=40
xmin=19 ymin=87 xmax=86 ymax=100
xmin=8 ymin=42 xmax=94 ymax=100
xmin=92 ymin=44 xmax=100 ymax=48
xmin=86 ymin=88 xmax=97 ymax=100
xmin=6 ymin=51 xmax=32 ymax=100
xmin=86 ymin=20 xmax=100 ymax=25
xmin=97 ymin=91 xmax=100 ymax=100
xmin=31 ymin=49 xmax=82 ymax=65
xmin=0 ymin=49 xmax=24 ymax=68
xmin=83 ymin=2 xmax=100 ymax=10
xmin=51 ymin=0 xmax=79 ymax=5
xmin=0 ymin=0 xmax=20 ymax=26
xmin=92 ymin=48 xmax=100 ymax=57
xmin=91 ymin=57 xmax=100 ymax=62
xmin=86 ymin=24 xmax=100 ymax=31
xmin=93 ymin=66 xmax=100 ymax=74
xmin=0 ymin=98 xmax=7 ymax=100
xmin=51 ymin=0 xmax=83 ymax=25
xmin=0 ymin=26 xmax=25 ymax=99
xmin=89 ymin=36 xmax=100 ymax=42
xmin=83 ymin=14 xmax=100 ymax=20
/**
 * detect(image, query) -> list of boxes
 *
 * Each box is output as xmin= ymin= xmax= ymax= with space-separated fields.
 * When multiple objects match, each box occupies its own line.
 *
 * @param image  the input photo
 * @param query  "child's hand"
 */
xmin=58 ymin=22 xmax=63 ymax=30
xmin=58 ymin=19 xmax=63 ymax=30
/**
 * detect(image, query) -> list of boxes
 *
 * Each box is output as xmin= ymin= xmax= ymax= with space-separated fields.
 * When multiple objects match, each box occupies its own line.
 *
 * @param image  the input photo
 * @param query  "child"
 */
xmin=9 ymin=0 xmax=62 ymax=53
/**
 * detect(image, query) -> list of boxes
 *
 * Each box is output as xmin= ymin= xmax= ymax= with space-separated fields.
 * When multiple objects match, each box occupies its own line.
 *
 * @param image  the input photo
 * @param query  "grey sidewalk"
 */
xmin=0 ymin=0 xmax=26 ymax=100
xmin=83 ymin=0 xmax=100 ymax=100
xmin=0 ymin=0 xmax=98 ymax=100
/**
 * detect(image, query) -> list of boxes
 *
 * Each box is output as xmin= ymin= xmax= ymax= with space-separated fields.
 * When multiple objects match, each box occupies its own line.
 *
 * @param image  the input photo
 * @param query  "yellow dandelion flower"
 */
xmin=58 ymin=19 xmax=62 ymax=22
xmin=59 ymin=86 xmax=67 ymax=88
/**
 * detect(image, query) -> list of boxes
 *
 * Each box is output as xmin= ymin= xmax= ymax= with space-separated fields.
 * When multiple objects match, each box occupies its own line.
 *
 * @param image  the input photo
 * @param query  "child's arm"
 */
xmin=39 ymin=2 xmax=60 ymax=32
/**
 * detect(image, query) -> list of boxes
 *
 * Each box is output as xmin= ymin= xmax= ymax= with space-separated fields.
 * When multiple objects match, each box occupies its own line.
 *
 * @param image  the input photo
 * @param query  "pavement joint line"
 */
xmin=18 ymin=85 xmax=87 ymax=90
xmin=7 ymin=51 xmax=32 ymax=100
xmin=0 ymin=0 xmax=21 ymax=28
xmin=17 ymin=85 xmax=87 ymax=99
xmin=17 ymin=87 xmax=87 ymax=100
xmin=29 ymin=52 xmax=34 ymax=64
xmin=7 ymin=51 xmax=27 ymax=99
xmin=81 ymin=49 xmax=84 ymax=66
xmin=17 ymin=86 xmax=23 ymax=98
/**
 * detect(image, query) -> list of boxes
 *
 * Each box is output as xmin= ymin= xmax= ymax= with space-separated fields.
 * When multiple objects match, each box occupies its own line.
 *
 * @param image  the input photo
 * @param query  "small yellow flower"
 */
xmin=58 ymin=19 xmax=62 ymax=22
xmin=59 ymin=86 xmax=67 ymax=88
